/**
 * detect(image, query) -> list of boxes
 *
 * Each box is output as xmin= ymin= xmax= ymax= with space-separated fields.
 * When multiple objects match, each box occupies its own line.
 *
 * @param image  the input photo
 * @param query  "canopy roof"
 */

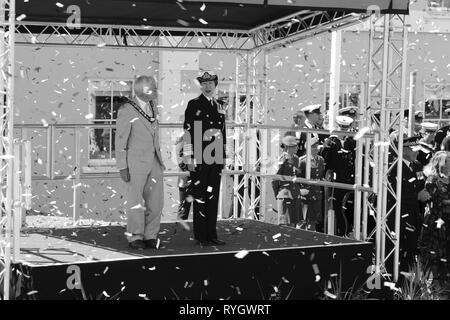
xmin=17 ymin=0 xmax=409 ymax=30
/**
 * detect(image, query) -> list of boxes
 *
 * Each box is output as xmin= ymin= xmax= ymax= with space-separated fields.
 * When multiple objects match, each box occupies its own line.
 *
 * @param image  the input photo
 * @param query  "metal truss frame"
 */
xmin=0 ymin=0 xmax=15 ymax=301
xmin=363 ymin=14 xmax=408 ymax=282
xmin=13 ymin=10 xmax=368 ymax=52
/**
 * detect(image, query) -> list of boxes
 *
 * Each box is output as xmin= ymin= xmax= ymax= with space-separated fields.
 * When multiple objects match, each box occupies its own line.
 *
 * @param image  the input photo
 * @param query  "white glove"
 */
xmin=300 ymin=189 xmax=310 ymax=196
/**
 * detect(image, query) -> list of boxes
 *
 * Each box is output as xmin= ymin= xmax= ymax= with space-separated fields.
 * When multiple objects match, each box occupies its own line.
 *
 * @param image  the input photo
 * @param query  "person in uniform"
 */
xmin=321 ymin=115 xmax=355 ymax=236
xmin=284 ymin=110 xmax=306 ymax=141
xmin=116 ymin=75 xmax=165 ymax=250
xmin=298 ymin=139 xmax=325 ymax=231
xmin=272 ymin=135 xmax=303 ymax=227
xmin=295 ymin=104 xmax=327 ymax=157
xmin=339 ymin=106 xmax=358 ymax=130
xmin=417 ymin=122 xmax=439 ymax=167
xmin=182 ymin=72 xmax=227 ymax=246
xmin=387 ymin=136 xmax=430 ymax=272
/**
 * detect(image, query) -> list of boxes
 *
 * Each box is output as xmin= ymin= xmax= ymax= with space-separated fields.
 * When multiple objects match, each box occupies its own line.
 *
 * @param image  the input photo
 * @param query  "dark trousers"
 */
xmin=189 ymin=164 xmax=222 ymax=242
xmin=333 ymin=188 xmax=348 ymax=236
xmin=279 ymin=198 xmax=301 ymax=226
xmin=177 ymin=187 xmax=192 ymax=220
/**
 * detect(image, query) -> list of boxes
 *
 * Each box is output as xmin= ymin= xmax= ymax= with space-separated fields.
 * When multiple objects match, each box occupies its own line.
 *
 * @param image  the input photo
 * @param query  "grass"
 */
xmin=395 ymin=260 xmax=450 ymax=300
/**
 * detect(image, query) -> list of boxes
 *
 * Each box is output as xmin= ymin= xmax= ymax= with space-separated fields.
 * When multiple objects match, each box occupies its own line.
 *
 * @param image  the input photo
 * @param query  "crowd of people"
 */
xmin=118 ymin=72 xmax=448 ymax=286
xmin=270 ymin=105 xmax=450 ymax=286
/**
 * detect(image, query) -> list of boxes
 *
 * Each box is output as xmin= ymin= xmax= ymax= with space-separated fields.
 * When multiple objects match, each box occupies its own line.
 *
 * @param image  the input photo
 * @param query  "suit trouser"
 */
xmin=125 ymin=162 xmax=164 ymax=242
xmin=189 ymin=164 xmax=222 ymax=242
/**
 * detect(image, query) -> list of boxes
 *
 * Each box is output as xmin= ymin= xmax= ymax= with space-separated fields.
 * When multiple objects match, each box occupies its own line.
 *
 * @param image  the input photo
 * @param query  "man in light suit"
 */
xmin=115 ymin=75 xmax=165 ymax=250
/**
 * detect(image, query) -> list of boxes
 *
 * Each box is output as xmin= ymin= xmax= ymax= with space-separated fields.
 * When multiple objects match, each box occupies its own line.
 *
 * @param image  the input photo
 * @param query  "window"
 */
xmin=424 ymin=83 xmax=450 ymax=121
xmin=324 ymin=82 xmax=363 ymax=113
xmin=428 ymin=0 xmax=450 ymax=11
xmin=87 ymin=79 xmax=133 ymax=170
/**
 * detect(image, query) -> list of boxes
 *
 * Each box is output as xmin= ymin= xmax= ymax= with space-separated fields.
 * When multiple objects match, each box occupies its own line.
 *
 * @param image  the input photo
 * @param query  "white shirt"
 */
xmin=403 ymin=159 xmax=412 ymax=170
xmin=136 ymin=96 xmax=152 ymax=116
xmin=203 ymin=94 xmax=214 ymax=106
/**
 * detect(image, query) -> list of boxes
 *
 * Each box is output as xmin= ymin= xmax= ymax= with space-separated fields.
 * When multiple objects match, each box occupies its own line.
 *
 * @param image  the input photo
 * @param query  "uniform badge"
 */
xmin=417 ymin=171 xmax=424 ymax=180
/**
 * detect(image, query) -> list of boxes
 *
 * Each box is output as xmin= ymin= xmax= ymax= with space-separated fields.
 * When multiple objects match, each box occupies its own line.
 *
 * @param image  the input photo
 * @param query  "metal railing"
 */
xmin=15 ymin=122 xmax=375 ymax=235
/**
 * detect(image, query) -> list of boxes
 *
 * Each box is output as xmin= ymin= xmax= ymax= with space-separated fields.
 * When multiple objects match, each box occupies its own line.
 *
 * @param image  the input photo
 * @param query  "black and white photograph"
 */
xmin=0 ymin=0 xmax=450 ymax=309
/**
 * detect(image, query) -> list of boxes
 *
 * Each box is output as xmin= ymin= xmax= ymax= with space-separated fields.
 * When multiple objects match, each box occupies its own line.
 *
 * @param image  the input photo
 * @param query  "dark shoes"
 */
xmin=129 ymin=239 xmax=160 ymax=250
xmin=209 ymin=239 xmax=226 ymax=245
xmin=196 ymin=240 xmax=211 ymax=246
xmin=129 ymin=239 xmax=145 ymax=250
xmin=143 ymin=239 xmax=159 ymax=249
xmin=195 ymin=239 xmax=226 ymax=246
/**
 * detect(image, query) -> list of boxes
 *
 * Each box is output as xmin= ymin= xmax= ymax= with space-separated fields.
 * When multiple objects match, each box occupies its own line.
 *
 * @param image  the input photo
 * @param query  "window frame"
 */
xmin=323 ymin=81 xmax=365 ymax=112
xmin=85 ymin=78 xmax=134 ymax=172
xmin=427 ymin=0 xmax=450 ymax=17
xmin=423 ymin=82 xmax=450 ymax=124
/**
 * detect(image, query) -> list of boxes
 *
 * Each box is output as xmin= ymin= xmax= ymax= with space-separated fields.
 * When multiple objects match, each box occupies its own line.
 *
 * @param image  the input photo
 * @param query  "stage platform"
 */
xmin=9 ymin=219 xmax=373 ymax=300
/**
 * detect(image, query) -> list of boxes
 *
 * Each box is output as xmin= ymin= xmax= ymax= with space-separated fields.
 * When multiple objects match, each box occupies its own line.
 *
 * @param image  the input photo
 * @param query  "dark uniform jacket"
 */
xmin=388 ymin=160 xmax=425 ymax=210
xmin=183 ymin=94 xmax=226 ymax=167
xmin=272 ymin=153 xmax=301 ymax=200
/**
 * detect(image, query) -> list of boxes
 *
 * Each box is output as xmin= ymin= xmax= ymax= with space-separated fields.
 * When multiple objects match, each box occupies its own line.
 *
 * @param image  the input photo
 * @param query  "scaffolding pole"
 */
xmin=0 ymin=0 xmax=15 ymax=300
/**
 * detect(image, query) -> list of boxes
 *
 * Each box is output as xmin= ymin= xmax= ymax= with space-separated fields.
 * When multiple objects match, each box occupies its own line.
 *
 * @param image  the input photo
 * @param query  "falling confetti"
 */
xmin=16 ymin=14 xmax=27 ymax=21
xmin=234 ymin=250 xmax=249 ymax=259
xmin=354 ymin=127 xmax=370 ymax=140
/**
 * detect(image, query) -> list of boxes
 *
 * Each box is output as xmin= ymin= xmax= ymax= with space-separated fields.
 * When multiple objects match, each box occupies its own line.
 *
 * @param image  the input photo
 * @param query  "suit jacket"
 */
xmin=388 ymin=160 xmax=424 ymax=206
xmin=115 ymin=97 xmax=164 ymax=174
xmin=183 ymin=94 xmax=226 ymax=167
xmin=272 ymin=153 xmax=301 ymax=200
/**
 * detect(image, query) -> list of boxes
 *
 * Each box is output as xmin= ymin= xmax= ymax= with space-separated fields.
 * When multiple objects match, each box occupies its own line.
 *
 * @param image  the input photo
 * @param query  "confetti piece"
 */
xmin=234 ymin=250 xmax=249 ymax=259
xmin=272 ymin=233 xmax=281 ymax=239
xmin=56 ymin=2 xmax=64 ymax=8
xmin=198 ymin=18 xmax=208 ymax=25
xmin=204 ymin=279 xmax=209 ymax=286
xmin=85 ymin=113 xmax=94 ymax=120
xmin=177 ymin=19 xmax=189 ymax=27
xmin=200 ymin=3 xmax=206 ymax=11
xmin=312 ymin=264 xmax=320 ymax=274
xmin=149 ymin=266 xmax=156 ymax=271
xmin=436 ymin=218 xmax=445 ymax=229
xmin=354 ymin=127 xmax=370 ymax=140
xmin=102 ymin=291 xmax=110 ymax=298
xmin=236 ymin=227 xmax=243 ymax=231
xmin=103 ymin=266 xmax=109 ymax=274
xmin=324 ymin=290 xmax=337 ymax=299
xmin=178 ymin=220 xmax=190 ymax=231
xmin=207 ymin=186 xmax=213 ymax=192
xmin=27 ymin=290 xmax=38 ymax=295
xmin=16 ymin=14 xmax=27 ymax=21
xmin=374 ymin=141 xmax=390 ymax=147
